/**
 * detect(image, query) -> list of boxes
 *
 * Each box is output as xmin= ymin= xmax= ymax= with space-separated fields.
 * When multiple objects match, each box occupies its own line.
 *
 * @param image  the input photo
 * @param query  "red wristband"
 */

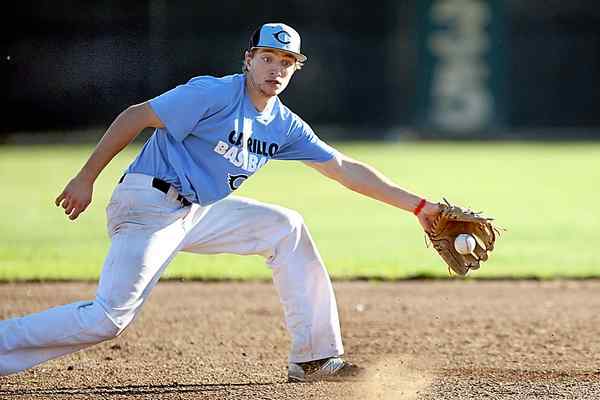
xmin=413 ymin=198 xmax=427 ymax=216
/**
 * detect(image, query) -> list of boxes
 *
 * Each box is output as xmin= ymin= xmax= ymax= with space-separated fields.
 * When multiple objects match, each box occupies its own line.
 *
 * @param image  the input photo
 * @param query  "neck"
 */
xmin=245 ymin=74 xmax=273 ymax=112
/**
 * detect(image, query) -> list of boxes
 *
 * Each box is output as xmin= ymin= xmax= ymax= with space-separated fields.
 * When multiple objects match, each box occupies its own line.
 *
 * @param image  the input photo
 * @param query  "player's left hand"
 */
xmin=416 ymin=201 xmax=441 ymax=232
xmin=425 ymin=199 xmax=501 ymax=276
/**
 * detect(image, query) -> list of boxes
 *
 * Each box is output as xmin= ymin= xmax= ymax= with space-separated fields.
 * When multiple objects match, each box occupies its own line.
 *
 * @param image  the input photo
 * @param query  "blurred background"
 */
xmin=4 ymin=0 xmax=600 ymax=142
xmin=2 ymin=1 xmax=600 ymax=281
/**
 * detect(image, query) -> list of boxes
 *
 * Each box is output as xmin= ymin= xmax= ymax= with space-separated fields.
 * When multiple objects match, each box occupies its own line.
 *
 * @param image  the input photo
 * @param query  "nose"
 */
xmin=269 ymin=65 xmax=287 ymax=77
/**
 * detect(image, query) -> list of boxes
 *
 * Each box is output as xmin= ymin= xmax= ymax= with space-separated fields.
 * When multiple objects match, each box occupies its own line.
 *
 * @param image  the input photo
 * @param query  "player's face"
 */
xmin=246 ymin=49 xmax=297 ymax=97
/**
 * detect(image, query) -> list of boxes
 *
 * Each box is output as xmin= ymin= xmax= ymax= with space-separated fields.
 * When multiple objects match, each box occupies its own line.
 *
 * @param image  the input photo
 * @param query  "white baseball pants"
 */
xmin=0 ymin=173 xmax=343 ymax=375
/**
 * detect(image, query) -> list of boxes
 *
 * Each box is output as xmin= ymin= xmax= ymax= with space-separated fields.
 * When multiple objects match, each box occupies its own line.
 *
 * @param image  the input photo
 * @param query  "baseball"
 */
xmin=454 ymin=234 xmax=476 ymax=255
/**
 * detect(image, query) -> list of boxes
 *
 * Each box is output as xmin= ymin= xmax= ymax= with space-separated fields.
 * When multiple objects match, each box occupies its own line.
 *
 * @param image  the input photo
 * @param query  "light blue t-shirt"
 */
xmin=126 ymin=74 xmax=336 ymax=206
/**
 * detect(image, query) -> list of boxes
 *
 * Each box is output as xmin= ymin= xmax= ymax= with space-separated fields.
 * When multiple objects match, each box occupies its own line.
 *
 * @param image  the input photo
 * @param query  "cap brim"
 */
xmin=251 ymin=46 xmax=307 ymax=62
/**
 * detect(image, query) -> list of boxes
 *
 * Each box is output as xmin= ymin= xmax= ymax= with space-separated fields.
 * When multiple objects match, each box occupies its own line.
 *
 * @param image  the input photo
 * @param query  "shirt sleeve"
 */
xmin=274 ymin=116 xmax=337 ymax=162
xmin=148 ymin=76 xmax=229 ymax=142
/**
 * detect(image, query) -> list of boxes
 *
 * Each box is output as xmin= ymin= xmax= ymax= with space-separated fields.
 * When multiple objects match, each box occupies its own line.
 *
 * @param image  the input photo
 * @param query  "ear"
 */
xmin=244 ymin=50 xmax=253 ymax=71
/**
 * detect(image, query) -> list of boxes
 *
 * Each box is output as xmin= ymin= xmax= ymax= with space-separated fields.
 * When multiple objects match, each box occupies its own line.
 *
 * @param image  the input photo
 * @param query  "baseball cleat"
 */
xmin=287 ymin=357 xmax=364 ymax=382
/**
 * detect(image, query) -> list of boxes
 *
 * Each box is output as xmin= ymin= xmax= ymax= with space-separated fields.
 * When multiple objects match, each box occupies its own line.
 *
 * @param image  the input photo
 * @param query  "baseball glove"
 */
xmin=426 ymin=199 xmax=501 ymax=276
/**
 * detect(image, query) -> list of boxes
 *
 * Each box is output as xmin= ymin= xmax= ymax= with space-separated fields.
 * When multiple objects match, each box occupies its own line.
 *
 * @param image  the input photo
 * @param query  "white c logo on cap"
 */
xmin=273 ymin=30 xmax=292 ymax=45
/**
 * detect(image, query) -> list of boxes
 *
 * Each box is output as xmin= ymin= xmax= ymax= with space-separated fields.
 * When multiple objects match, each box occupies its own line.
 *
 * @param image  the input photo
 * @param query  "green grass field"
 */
xmin=1 ymin=141 xmax=599 ymax=281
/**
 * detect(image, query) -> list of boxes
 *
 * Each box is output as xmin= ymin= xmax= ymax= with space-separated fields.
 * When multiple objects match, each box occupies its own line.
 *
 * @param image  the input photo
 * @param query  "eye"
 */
xmin=262 ymin=55 xmax=272 ymax=63
xmin=281 ymin=59 xmax=292 ymax=68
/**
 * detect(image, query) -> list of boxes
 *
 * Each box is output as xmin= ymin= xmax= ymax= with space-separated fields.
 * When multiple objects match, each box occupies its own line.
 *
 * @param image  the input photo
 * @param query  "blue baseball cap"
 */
xmin=248 ymin=23 xmax=307 ymax=62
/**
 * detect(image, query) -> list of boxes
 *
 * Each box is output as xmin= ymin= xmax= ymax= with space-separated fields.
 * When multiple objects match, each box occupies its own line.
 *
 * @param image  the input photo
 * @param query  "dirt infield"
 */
xmin=2 ymin=280 xmax=600 ymax=399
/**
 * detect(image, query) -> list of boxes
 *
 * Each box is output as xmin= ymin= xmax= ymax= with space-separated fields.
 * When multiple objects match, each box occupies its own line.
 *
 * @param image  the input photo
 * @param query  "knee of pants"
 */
xmin=272 ymin=208 xmax=306 ymax=246
xmin=79 ymin=301 xmax=128 ymax=342
xmin=278 ymin=208 xmax=305 ymax=235
xmin=269 ymin=208 xmax=319 ymax=267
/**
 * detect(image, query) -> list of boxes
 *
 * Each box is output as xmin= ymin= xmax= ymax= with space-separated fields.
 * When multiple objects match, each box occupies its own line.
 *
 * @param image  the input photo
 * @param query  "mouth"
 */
xmin=265 ymin=79 xmax=282 ymax=87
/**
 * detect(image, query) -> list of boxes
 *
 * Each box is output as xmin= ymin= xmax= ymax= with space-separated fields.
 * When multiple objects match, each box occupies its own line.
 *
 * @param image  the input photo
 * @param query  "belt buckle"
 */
xmin=178 ymin=195 xmax=191 ymax=207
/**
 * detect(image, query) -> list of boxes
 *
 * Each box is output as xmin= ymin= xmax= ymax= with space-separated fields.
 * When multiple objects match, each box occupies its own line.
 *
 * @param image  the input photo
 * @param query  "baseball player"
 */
xmin=0 ymin=23 xmax=441 ymax=381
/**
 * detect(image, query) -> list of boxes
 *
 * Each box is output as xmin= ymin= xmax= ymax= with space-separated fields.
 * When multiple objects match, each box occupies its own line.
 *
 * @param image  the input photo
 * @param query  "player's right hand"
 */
xmin=55 ymin=176 xmax=94 ymax=220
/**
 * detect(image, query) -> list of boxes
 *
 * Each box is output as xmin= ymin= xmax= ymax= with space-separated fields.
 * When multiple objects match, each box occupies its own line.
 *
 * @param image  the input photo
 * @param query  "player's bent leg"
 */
xmin=180 ymin=196 xmax=344 ymax=364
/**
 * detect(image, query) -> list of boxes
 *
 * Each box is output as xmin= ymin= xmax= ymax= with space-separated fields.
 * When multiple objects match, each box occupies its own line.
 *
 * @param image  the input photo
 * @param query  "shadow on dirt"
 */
xmin=0 ymin=382 xmax=276 ymax=397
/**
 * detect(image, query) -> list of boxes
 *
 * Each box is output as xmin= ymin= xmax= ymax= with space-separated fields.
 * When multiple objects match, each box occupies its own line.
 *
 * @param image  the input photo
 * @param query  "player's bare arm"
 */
xmin=55 ymin=102 xmax=164 ymax=220
xmin=304 ymin=152 xmax=440 ymax=231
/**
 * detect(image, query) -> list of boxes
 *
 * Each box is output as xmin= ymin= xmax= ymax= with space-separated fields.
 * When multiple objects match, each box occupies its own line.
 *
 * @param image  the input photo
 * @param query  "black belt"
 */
xmin=119 ymin=174 xmax=192 ymax=207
